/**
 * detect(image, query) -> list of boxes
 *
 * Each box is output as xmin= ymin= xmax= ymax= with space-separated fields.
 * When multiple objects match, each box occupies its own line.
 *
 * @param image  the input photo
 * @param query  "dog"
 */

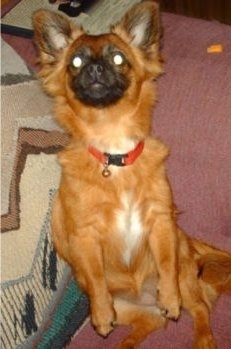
xmin=33 ymin=2 xmax=231 ymax=348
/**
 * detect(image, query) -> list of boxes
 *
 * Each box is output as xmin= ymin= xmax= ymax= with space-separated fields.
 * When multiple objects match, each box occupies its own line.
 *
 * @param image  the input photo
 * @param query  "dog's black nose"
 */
xmin=87 ymin=63 xmax=104 ymax=80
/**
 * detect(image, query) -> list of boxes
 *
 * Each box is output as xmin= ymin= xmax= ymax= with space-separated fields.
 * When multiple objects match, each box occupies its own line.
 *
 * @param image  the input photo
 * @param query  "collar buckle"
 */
xmin=105 ymin=153 xmax=127 ymax=167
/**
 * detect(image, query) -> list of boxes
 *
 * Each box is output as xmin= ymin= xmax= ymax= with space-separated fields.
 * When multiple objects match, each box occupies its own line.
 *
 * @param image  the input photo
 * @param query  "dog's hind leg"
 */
xmin=114 ymin=298 xmax=166 ymax=349
xmin=187 ymin=301 xmax=216 ymax=349
xmin=180 ymin=268 xmax=216 ymax=349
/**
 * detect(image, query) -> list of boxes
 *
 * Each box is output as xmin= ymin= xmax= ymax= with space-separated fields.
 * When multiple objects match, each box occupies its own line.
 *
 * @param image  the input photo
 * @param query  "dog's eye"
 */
xmin=113 ymin=53 xmax=124 ymax=65
xmin=72 ymin=56 xmax=83 ymax=68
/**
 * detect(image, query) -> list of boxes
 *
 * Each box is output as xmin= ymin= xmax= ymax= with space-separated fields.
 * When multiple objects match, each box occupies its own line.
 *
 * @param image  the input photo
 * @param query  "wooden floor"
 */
xmin=158 ymin=0 xmax=231 ymax=25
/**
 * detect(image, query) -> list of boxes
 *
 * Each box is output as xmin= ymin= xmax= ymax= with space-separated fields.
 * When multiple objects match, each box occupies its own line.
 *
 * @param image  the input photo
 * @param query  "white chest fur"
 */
xmin=116 ymin=192 xmax=143 ymax=265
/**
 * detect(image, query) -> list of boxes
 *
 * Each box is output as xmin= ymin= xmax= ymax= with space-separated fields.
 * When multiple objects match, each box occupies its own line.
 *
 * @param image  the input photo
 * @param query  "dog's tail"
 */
xmin=193 ymin=239 xmax=231 ymax=294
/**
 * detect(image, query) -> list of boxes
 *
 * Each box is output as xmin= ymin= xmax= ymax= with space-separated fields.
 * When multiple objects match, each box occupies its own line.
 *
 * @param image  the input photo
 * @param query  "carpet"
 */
xmin=1 ymin=38 xmax=86 ymax=349
xmin=1 ymin=3 xmax=231 ymax=349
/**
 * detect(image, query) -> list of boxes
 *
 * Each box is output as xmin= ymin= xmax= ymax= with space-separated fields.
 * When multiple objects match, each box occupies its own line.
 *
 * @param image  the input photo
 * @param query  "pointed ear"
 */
xmin=112 ymin=1 xmax=161 ymax=56
xmin=32 ymin=10 xmax=82 ymax=58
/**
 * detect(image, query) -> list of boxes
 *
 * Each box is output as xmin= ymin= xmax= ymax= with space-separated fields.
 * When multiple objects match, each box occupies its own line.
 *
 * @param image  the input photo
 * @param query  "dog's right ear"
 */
xmin=32 ymin=10 xmax=82 ymax=58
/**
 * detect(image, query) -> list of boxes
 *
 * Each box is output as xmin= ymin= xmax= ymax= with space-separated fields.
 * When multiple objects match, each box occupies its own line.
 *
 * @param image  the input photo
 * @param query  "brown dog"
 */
xmin=33 ymin=2 xmax=231 ymax=348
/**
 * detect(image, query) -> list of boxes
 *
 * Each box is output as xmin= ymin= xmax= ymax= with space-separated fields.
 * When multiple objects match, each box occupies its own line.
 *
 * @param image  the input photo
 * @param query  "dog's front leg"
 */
xmin=149 ymin=215 xmax=181 ymax=319
xmin=68 ymin=233 xmax=116 ymax=336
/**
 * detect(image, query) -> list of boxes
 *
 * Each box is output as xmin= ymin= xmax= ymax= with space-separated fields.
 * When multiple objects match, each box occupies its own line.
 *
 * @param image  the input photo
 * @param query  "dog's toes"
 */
xmin=165 ymin=304 xmax=180 ymax=320
xmin=92 ymin=305 xmax=116 ymax=337
xmin=160 ymin=306 xmax=180 ymax=320
xmin=195 ymin=334 xmax=216 ymax=349
xmin=158 ymin=291 xmax=181 ymax=320
xmin=194 ymin=329 xmax=217 ymax=349
xmin=96 ymin=321 xmax=115 ymax=337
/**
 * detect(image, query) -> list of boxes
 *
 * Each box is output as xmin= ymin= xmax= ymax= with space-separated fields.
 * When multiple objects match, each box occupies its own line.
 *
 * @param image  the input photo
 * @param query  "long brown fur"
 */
xmin=33 ymin=3 xmax=231 ymax=348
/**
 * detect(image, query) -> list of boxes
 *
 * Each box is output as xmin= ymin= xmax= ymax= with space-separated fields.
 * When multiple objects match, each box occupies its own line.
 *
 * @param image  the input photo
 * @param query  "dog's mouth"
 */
xmin=87 ymin=81 xmax=106 ymax=92
xmin=82 ymin=81 xmax=112 ymax=105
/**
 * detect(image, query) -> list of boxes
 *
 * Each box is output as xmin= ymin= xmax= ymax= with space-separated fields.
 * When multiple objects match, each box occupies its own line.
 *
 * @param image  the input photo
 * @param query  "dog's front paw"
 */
xmin=91 ymin=301 xmax=116 ymax=337
xmin=157 ymin=285 xmax=181 ymax=320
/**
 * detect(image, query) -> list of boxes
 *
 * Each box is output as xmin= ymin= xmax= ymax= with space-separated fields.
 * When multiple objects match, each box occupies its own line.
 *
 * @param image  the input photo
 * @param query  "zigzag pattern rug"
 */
xmin=1 ymin=39 xmax=88 ymax=349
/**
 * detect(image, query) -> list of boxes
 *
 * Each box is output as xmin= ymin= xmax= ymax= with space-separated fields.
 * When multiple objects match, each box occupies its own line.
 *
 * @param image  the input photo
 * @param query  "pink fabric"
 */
xmin=67 ymin=12 xmax=231 ymax=349
xmin=154 ymin=13 xmax=231 ymax=251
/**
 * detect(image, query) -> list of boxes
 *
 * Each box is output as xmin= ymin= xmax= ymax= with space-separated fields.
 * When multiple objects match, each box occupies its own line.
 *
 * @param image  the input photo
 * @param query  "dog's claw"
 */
xmin=157 ymin=288 xmax=181 ymax=320
xmin=161 ymin=303 xmax=180 ymax=320
xmin=161 ymin=308 xmax=168 ymax=317
xmin=92 ymin=302 xmax=116 ymax=337
xmin=96 ymin=322 xmax=115 ymax=337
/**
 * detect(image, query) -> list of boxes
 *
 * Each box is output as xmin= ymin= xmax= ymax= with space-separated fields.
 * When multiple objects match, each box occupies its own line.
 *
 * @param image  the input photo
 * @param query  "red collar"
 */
xmin=88 ymin=141 xmax=144 ymax=176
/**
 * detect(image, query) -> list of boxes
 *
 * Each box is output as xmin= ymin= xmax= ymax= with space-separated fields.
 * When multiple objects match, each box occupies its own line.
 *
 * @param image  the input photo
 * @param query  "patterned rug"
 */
xmin=1 ymin=38 xmax=89 ymax=349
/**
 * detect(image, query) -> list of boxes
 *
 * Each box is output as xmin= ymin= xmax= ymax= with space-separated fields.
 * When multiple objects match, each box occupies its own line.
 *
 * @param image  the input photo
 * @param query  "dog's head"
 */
xmin=33 ymin=1 xmax=162 ymax=103
xmin=33 ymin=2 xmax=162 ymax=136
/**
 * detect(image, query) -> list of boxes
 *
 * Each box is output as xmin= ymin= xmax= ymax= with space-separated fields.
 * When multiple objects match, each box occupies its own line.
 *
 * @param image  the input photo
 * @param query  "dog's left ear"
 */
xmin=112 ymin=1 xmax=161 ymax=57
